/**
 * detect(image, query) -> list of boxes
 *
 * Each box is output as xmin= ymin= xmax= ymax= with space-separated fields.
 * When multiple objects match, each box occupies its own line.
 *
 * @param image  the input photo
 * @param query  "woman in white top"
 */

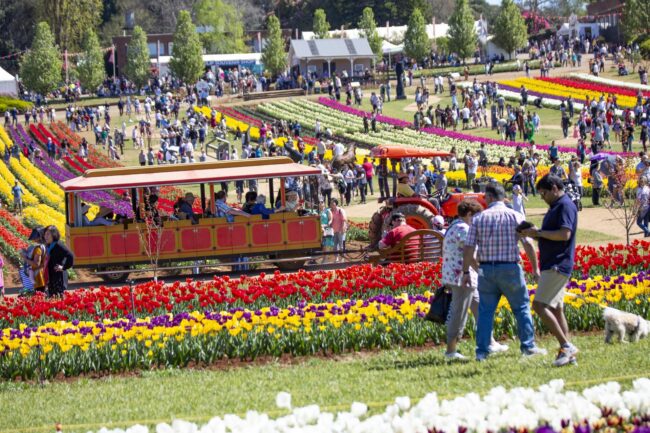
xmin=441 ymin=200 xmax=507 ymax=360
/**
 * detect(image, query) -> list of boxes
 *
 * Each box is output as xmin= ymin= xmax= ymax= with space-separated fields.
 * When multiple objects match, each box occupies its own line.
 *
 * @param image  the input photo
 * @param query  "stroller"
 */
xmin=564 ymin=180 xmax=582 ymax=211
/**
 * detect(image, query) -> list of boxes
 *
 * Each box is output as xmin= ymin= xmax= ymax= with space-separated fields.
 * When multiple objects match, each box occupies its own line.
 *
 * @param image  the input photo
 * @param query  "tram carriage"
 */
xmin=60 ymin=157 xmax=323 ymax=282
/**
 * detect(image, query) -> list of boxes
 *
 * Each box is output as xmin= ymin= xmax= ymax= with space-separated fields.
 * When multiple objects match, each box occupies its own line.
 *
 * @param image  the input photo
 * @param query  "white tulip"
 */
xmin=276 ymin=392 xmax=292 ymax=410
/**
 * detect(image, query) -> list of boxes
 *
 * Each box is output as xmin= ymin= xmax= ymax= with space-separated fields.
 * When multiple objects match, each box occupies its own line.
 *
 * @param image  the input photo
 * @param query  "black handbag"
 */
xmin=425 ymin=286 xmax=452 ymax=324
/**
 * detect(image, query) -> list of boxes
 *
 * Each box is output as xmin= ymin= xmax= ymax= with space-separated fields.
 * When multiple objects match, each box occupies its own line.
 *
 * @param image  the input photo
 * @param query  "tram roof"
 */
xmin=61 ymin=157 xmax=322 ymax=192
xmin=370 ymin=145 xmax=450 ymax=159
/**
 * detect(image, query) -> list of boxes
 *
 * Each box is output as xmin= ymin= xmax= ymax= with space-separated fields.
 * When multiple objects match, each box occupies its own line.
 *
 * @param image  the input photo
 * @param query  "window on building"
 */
xmin=148 ymin=43 xmax=157 ymax=57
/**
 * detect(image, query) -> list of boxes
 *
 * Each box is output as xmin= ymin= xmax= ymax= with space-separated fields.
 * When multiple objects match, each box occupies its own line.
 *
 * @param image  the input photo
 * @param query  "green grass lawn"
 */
xmin=1 ymin=333 xmax=647 ymax=433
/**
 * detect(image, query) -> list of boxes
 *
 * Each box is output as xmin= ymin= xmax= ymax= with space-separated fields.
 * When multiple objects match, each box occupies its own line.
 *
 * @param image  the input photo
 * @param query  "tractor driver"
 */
xmin=397 ymin=173 xmax=416 ymax=197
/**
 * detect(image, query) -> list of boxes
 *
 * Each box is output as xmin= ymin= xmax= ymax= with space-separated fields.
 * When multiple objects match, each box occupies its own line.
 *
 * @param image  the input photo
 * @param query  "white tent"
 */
xmin=0 ymin=66 xmax=17 ymax=97
xmin=382 ymin=40 xmax=403 ymax=55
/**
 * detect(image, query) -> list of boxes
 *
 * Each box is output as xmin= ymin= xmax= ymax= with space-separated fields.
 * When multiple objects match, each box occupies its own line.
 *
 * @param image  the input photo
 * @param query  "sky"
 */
xmin=485 ymin=0 xmax=502 ymax=4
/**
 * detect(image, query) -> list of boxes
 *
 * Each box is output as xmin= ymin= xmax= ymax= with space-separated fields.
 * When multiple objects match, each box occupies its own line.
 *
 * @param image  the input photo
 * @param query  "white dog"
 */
xmin=604 ymin=307 xmax=650 ymax=343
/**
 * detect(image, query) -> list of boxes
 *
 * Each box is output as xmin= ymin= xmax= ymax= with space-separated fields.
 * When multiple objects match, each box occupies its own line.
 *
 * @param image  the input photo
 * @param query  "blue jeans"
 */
xmin=636 ymin=208 xmax=650 ymax=235
xmin=476 ymin=263 xmax=536 ymax=358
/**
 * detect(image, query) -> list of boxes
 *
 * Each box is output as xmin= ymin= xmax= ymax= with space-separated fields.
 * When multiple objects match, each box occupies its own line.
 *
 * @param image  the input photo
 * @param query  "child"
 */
xmin=512 ymin=184 xmax=527 ymax=217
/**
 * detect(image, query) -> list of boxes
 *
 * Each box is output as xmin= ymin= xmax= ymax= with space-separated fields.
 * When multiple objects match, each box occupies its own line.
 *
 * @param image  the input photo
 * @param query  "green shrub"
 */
xmin=0 ymin=97 xmax=33 ymax=113
xmin=640 ymin=40 xmax=650 ymax=60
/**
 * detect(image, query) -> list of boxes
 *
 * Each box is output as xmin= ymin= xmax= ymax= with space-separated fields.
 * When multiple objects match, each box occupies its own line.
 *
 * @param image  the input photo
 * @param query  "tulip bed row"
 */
xmin=569 ymin=72 xmax=650 ymax=93
xmin=89 ymin=379 xmax=650 ymax=433
xmin=2 ymin=240 xmax=650 ymax=327
xmin=541 ymin=76 xmax=650 ymax=99
xmin=497 ymin=77 xmax=638 ymax=108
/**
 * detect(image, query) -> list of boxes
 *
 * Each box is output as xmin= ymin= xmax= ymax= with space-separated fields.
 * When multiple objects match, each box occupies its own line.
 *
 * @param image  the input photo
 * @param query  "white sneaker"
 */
xmin=445 ymin=352 xmax=468 ymax=361
xmin=552 ymin=345 xmax=579 ymax=367
xmin=489 ymin=342 xmax=509 ymax=353
xmin=523 ymin=346 xmax=548 ymax=357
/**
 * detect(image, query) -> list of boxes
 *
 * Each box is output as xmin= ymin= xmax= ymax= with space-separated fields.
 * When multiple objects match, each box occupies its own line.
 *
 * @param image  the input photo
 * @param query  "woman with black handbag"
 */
xmin=44 ymin=226 xmax=74 ymax=297
xmin=441 ymin=200 xmax=508 ymax=360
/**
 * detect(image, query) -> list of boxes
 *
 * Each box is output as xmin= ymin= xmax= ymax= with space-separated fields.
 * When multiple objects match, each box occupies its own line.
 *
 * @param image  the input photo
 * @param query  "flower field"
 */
xmin=1 ymin=237 xmax=649 ymax=379
xmin=257 ymin=98 xmax=630 ymax=166
xmin=540 ymin=77 xmax=650 ymax=99
xmin=87 ymin=378 xmax=650 ymax=433
xmin=497 ymin=77 xmax=638 ymax=108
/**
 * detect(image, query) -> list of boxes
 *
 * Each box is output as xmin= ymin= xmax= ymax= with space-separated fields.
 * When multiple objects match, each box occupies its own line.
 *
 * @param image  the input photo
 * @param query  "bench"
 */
xmin=368 ymin=229 xmax=444 ymax=265
xmin=243 ymin=88 xmax=306 ymax=101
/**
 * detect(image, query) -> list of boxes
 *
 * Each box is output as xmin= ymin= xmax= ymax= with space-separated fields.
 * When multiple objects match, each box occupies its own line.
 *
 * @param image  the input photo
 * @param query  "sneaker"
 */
xmin=445 ymin=352 xmax=468 ymax=361
xmin=489 ymin=342 xmax=509 ymax=354
xmin=476 ymin=353 xmax=489 ymax=362
xmin=522 ymin=346 xmax=548 ymax=357
xmin=552 ymin=345 xmax=579 ymax=367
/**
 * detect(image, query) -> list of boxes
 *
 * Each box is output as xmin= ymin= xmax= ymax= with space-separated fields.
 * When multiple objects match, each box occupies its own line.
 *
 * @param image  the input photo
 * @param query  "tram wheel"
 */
xmin=99 ymin=267 xmax=130 ymax=283
xmin=272 ymin=253 xmax=307 ymax=271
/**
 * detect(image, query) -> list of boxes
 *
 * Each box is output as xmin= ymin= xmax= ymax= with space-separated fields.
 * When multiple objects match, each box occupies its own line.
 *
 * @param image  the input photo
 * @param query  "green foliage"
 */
xmin=448 ymin=0 xmax=477 ymax=61
xmin=169 ymin=11 xmax=204 ymax=85
xmin=0 ymin=97 xmax=33 ymax=114
xmin=435 ymin=37 xmax=450 ymax=54
xmin=313 ymin=9 xmax=331 ymax=39
xmin=493 ymin=0 xmax=528 ymax=60
xmin=77 ymin=29 xmax=105 ymax=93
xmin=37 ymin=0 xmax=103 ymax=51
xmin=261 ymin=15 xmax=287 ymax=77
xmin=194 ymin=0 xmax=248 ymax=54
xmin=125 ymin=26 xmax=151 ymax=89
xmin=1 ymin=334 xmax=648 ymax=432
xmin=640 ymin=40 xmax=650 ymax=60
xmin=19 ymin=22 xmax=62 ymax=95
xmin=404 ymin=8 xmax=430 ymax=62
xmin=358 ymin=7 xmax=382 ymax=61
xmin=622 ymin=0 xmax=650 ymax=43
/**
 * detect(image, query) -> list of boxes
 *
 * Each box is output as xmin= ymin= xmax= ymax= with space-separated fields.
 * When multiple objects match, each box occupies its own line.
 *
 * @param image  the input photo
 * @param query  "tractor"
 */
xmin=368 ymin=145 xmax=487 ymax=249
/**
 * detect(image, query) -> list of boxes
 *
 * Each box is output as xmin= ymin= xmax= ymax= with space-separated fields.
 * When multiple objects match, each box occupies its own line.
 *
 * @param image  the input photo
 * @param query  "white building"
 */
xmin=153 ymin=53 xmax=263 ymax=76
xmin=288 ymin=38 xmax=374 ymax=78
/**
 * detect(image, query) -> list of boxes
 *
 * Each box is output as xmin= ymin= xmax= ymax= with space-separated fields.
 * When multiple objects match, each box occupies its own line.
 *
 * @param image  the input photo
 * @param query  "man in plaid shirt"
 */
xmin=462 ymin=183 xmax=546 ymax=361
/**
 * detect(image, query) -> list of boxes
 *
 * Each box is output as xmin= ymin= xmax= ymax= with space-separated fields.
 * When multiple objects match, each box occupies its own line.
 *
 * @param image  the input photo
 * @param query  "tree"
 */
xmin=19 ymin=22 xmax=62 ymax=95
xmin=448 ymin=0 xmax=477 ymax=62
xmin=125 ymin=26 xmax=151 ymax=89
xmin=261 ymin=15 xmax=286 ymax=76
xmin=38 ymin=0 xmax=103 ymax=51
xmin=606 ymin=158 xmax=641 ymax=246
xmin=358 ymin=7 xmax=382 ymax=62
xmin=194 ymin=0 xmax=249 ymax=54
xmin=136 ymin=209 xmax=166 ymax=283
xmin=493 ymin=0 xmax=528 ymax=60
xmin=169 ymin=10 xmax=204 ymax=85
xmin=77 ymin=29 xmax=105 ymax=93
xmin=622 ymin=0 xmax=650 ymax=43
xmin=403 ymin=8 xmax=430 ymax=63
xmin=313 ymin=9 xmax=330 ymax=39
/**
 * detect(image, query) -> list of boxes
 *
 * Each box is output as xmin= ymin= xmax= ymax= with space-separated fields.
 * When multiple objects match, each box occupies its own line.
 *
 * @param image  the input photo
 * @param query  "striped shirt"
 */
xmin=466 ymin=201 xmax=524 ymax=263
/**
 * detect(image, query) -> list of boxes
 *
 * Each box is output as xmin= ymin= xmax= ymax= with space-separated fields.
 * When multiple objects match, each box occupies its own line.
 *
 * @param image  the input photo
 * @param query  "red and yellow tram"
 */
xmin=61 ymin=157 xmax=323 ymax=282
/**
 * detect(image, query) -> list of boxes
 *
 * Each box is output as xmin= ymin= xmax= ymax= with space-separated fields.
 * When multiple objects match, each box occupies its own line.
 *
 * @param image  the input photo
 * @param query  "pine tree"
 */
xmin=448 ymin=0 xmax=477 ymax=62
xmin=358 ymin=7 xmax=382 ymax=62
xmin=404 ymin=8 xmax=430 ymax=63
xmin=261 ymin=15 xmax=286 ymax=77
xmin=169 ymin=10 xmax=204 ymax=84
xmin=313 ymin=9 xmax=330 ymax=39
xmin=493 ymin=0 xmax=527 ymax=59
xmin=77 ymin=29 xmax=105 ymax=93
xmin=125 ymin=26 xmax=150 ymax=88
xmin=20 ymin=22 xmax=62 ymax=95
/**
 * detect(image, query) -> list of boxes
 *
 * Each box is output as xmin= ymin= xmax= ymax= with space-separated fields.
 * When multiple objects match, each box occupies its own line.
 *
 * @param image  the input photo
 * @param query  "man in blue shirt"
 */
xmin=521 ymin=174 xmax=578 ymax=367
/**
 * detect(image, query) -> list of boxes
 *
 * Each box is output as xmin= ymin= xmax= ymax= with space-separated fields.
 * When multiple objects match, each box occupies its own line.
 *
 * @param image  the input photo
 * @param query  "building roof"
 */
xmin=290 ymin=38 xmax=373 ymax=60
xmin=61 ymin=157 xmax=321 ymax=192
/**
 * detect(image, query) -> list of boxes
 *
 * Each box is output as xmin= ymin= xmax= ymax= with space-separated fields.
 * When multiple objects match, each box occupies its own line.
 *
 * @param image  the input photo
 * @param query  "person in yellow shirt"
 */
xmin=397 ymin=174 xmax=416 ymax=197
